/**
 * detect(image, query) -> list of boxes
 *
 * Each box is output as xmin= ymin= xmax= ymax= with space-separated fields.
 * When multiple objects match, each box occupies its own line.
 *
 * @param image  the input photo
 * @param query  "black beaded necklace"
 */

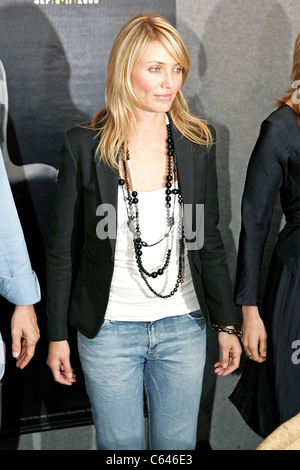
xmin=119 ymin=114 xmax=185 ymax=299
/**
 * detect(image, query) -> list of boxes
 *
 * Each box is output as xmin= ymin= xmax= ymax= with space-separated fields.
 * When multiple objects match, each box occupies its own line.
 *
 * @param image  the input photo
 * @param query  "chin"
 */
xmin=152 ymin=102 xmax=173 ymax=114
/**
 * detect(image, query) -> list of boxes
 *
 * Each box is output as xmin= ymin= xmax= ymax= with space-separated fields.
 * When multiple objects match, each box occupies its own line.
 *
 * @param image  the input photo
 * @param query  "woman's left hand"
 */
xmin=214 ymin=329 xmax=242 ymax=376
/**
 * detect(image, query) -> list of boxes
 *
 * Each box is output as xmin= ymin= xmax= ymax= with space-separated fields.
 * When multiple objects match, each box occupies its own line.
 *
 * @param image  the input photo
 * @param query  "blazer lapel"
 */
xmin=171 ymin=122 xmax=194 ymax=205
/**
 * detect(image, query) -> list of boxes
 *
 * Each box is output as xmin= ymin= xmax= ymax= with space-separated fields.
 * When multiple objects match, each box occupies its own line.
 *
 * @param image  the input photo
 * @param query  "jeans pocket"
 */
xmin=185 ymin=309 xmax=206 ymax=329
xmin=186 ymin=309 xmax=203 ymax=320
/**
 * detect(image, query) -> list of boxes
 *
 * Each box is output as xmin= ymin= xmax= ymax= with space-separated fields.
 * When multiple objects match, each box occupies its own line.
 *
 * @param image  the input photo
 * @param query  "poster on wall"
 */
xmin=0 ymin=0 xmax=176 ymax=435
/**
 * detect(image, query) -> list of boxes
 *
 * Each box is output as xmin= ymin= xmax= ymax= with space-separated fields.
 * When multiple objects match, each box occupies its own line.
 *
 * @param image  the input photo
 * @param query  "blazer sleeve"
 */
xmin=234 ymin=120 xmax=289 ymax=306
xmin=46 ymin=132 xmax=83 ymax=341
xmin=199 ymin=127 xmax=238 ymax=326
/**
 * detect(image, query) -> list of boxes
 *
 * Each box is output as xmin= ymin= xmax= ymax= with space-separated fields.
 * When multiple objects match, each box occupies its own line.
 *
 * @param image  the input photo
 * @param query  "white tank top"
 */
xmin=104 ymin=185 xmax=200 ymax=321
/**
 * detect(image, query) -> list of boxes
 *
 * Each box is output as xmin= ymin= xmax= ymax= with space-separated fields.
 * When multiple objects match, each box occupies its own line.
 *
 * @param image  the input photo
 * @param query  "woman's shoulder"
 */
xmin=63 ymin=123 xmax=100 ymax=155
xmin=65 ymin=123 xmax=98 ymax=142
xmin=257 ymin=105 xmax=300 ymax=156
xmin=263 ymin=105 xmax=297 ymax=136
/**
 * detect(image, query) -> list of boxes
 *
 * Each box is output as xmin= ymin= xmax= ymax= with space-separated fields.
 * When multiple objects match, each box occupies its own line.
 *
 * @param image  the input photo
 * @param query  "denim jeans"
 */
xmin=78 ymin=310 xmax=206 ymax=450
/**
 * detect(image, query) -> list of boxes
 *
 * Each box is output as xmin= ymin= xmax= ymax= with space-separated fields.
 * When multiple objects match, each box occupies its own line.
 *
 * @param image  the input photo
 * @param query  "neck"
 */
xmin=129 ymin=111 xmax=167 ymax=143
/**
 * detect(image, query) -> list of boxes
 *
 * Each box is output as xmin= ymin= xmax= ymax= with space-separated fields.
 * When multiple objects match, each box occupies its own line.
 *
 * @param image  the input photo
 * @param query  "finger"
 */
xmin=248 ymin=342 xmax=266 ymax=362
xmin=16 ymin=341 xmax=36 ymax=369
xmin=61 ymin=359 xmax=76 ymax=381
xmin=47 ymin=356 xmax=68 ymax=385
xmin=52 ymin=364 xmax=74 ymax=385
xmin=214 ymin=361 xmax=224 ymax=374
xmin=214 ymin=349 xmax=231 ymax=375
xmin=259 ymin=337 xmax=267 ymax=360
xmin=60 ymin=365 xmax=76 ymax=380
xmin=56 ymin=359 xmax=76 ymax=385
xmin=221 ymin=355 xmax=240 ymax=376
xmin=11 ymin=329 xmax=22 ymax=359
xmin=244 ymin=349 xmax=253 ymax=359
xmin=221 ymin=349 xmax=231 ymax=369
xmin=214 ymin=365 xmax=227 ymax=375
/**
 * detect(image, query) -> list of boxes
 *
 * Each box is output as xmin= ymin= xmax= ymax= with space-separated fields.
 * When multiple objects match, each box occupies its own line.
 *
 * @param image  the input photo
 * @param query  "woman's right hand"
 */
xmin=241 ymin=306 xmax=267 ymax=362
xmin=47 ymin=340 xmax=76 ymax=385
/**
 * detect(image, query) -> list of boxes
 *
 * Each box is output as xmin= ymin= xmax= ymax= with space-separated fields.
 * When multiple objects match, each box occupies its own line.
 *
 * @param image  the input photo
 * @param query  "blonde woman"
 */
xmin=230 ymin=33 xmax=300 ymax=439
xmin=46 ymin=14 xmax=241 ymax=450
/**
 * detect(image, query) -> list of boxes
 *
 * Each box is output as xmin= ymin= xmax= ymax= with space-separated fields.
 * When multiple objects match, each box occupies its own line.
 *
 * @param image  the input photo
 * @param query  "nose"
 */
xmin=161 ymin=70 xmax=175 ymax=89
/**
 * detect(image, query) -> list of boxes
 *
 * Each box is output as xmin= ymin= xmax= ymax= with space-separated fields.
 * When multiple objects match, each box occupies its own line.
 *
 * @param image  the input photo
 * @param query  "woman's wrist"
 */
xmin=211 ymin=324 xmax=243 ymax=337
xmin=242 ymin=305 xmax=260 ymax=317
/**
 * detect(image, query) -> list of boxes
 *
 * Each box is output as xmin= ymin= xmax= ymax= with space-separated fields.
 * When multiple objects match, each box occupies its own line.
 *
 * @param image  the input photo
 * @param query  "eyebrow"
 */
xmin=146 ymin=61 xmax=181 ymax=65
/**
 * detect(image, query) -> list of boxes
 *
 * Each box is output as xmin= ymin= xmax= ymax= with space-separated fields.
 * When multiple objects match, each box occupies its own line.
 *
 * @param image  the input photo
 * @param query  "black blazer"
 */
xmin=46 ymin=120 xmax=238 ymax=340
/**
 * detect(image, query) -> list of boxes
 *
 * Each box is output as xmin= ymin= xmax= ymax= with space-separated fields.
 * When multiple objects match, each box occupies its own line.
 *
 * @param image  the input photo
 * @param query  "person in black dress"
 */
xmin=229 ymin=32 xmax=300 ymax=438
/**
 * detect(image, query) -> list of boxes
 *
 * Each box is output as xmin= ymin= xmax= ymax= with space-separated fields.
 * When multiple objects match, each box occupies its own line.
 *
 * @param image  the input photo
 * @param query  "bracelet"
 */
xmin=212 ymin=324 xmax=243 ymax=338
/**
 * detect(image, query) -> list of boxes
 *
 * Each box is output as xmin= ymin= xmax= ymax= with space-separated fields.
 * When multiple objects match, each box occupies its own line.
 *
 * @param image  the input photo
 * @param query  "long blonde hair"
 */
xmin=90 ymin=14 xmax=212 ymax=169
xmin=276 ymin=31 xmax=300 ymax=126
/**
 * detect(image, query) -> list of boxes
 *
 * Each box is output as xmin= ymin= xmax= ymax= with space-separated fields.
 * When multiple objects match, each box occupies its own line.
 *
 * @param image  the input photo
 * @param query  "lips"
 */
xmin=155 ymin=94 xmax=173 ymax=100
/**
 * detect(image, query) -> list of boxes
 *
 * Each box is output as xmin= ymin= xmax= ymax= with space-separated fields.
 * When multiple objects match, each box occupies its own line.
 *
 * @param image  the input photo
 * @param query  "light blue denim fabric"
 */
xmin=0 ymin=149 xmax=40 ymax=306
xmin=78 ymin=310 xmax=206 ymax=450
xmin=0 ymin=148 xmax=40 ymax=381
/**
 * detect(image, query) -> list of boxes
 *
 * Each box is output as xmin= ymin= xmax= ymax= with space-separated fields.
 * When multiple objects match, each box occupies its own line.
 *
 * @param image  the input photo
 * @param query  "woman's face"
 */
xmin=130 ymin=40 xmax=183 ymax=116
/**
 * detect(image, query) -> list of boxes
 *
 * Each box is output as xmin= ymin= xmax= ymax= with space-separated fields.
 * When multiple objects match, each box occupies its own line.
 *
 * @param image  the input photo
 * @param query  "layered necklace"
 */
xmin=118 ymin=114 xmax=185 ymax=299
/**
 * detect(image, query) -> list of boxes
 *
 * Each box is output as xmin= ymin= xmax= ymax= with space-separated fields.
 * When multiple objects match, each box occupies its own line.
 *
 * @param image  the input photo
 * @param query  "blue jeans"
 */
xmin=78 ymin=310 xmax=206 ymax=450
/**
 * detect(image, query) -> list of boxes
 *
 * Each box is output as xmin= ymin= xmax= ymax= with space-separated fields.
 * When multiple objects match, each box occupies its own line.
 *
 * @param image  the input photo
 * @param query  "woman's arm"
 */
xmin=46 ymin=131 xmax=83 ymax=384
xmin=0 ymin=149 xmax=40 ymax=367
xmin=199 ymin=128 xmax=242 ymax=373
xmin=46 ymin=131 xmax=83 ymax=341
xmin=235 ymin=120 xmax=288 ymax=306
xmin=235 ymin=119 xmax=289 ymax=361
xmin=199 ymin=127 xmax=238 ymax=327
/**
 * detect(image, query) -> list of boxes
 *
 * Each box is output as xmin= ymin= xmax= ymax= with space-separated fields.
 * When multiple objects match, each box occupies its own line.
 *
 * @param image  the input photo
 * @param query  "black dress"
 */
xmin=229 ymin=105 xmax=300 ymax=438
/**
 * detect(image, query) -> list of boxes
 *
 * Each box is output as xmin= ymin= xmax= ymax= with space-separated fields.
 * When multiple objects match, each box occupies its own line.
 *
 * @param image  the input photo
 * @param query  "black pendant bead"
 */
xmin=132 ymin=191 xmax=138 ymax=197
xmin=132 ymin=197 xmax=138 ymax=204
xmin=157 ymin=268 xmax=164 ymax=275
xmin=119 ymin=178 xmax=125 ymax=185
xmin=151 ymin=272 xmax=158 ymax=278
xmin=166 ymin=175 xmax=172 ymax=181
